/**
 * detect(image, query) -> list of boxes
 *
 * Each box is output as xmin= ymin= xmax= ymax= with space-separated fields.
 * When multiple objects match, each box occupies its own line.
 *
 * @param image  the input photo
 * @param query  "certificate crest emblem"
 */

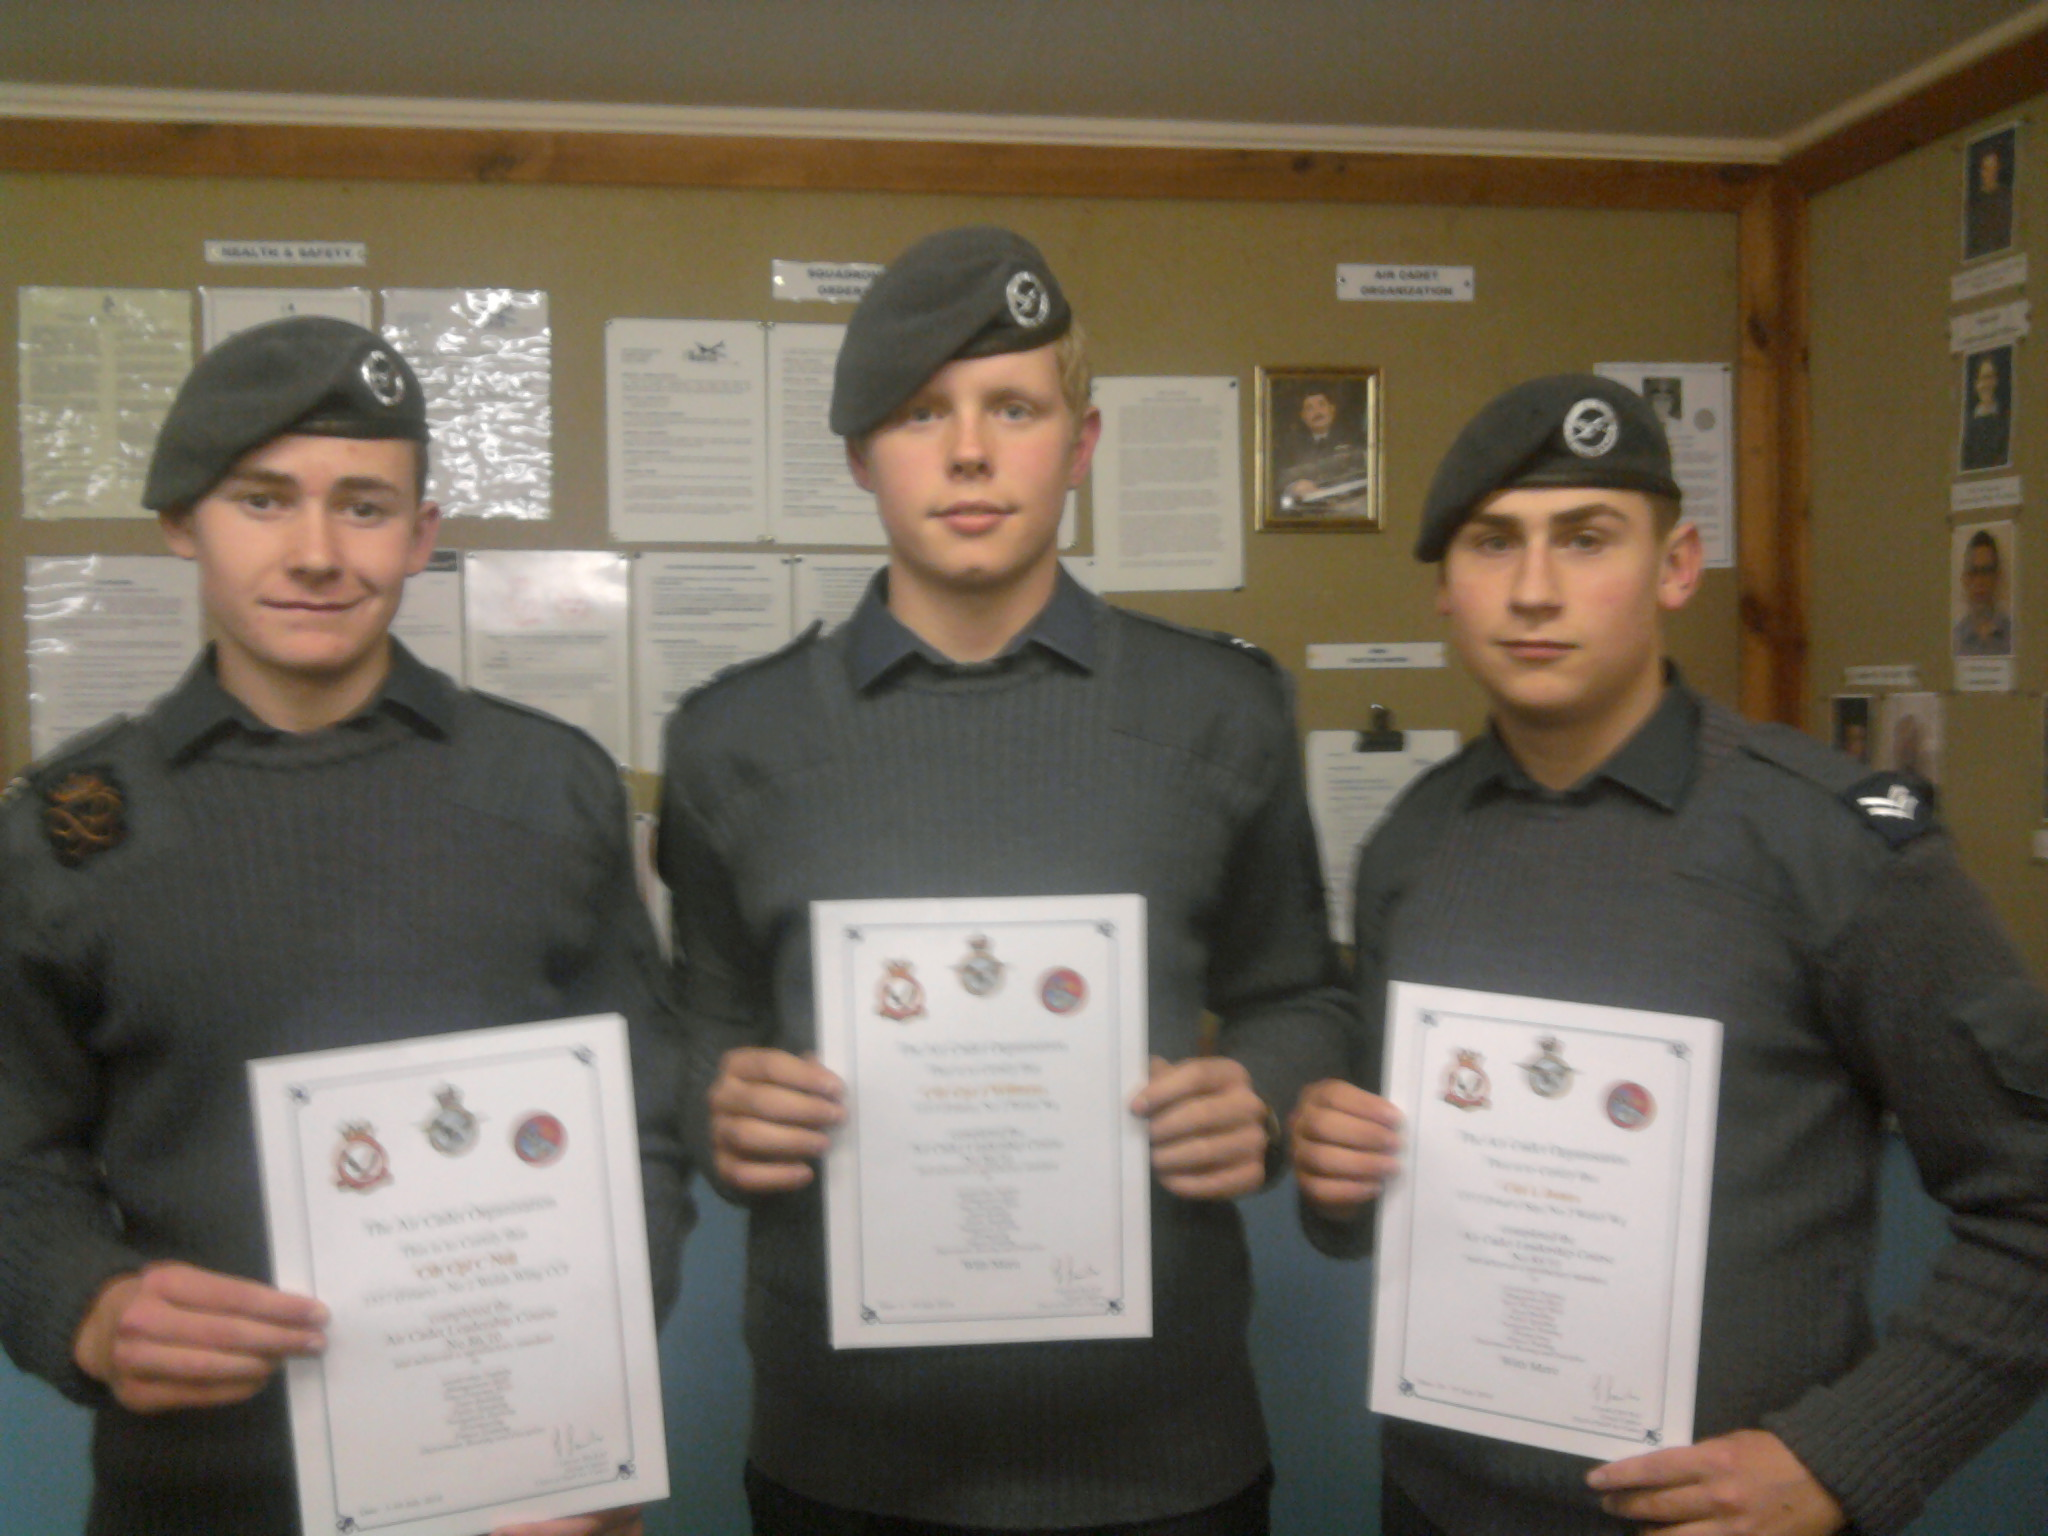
xmin=1039 ymin=967 xmax=1087 ymax=1015
xmin=876 ymin=960 xmax=926 ymax=1021
xmin=953 ymin=934 xmax=1006 ymax=997
xmin=422 ymin=1084 xmax=481 ymax=1155
xmin=513 ymin=1112 xmax=568 ymax=1166
xmin=1520 ymin=1035 xmax=1576 ymax=1098
xmin=334 ymin=1122 xmax=392 ymax=1192
xmin=1606 ymin=1082 xmax=1657 ymax=1130
xmin=1442 ymin=1049 xmax=1490 ymax=1111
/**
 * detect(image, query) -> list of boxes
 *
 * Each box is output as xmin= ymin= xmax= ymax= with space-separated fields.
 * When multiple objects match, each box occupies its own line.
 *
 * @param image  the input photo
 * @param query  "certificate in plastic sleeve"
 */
xmin=1370 ymin=982 xmax=1720 ymax=1460
xmin=814 ymin=895 xmax=1153 ymax=1349
xmin=249 ymin=1016 xmax=668 ymax=1536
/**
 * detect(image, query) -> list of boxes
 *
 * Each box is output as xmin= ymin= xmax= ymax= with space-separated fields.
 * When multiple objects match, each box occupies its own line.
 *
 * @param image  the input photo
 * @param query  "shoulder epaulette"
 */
xmin=20 ymin=713 xmax=134 ymax=787
xmin=1117 ymin=608 xmax=1281 ymax=672
xmin=1737 ymin=722 xmax=1870 ymax=796
xmin=1738 ymin=724 xmax=1937 ymax=849
xmin=465 ymin=687 xmax=611 ymax=746
xmin=681 ymin=623 xmax=824 ymax=711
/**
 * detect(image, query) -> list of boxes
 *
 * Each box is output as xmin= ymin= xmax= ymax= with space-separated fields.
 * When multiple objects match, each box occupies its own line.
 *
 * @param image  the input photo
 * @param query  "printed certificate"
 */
xmin=1371 ymin=982 xmax=1720 ymax=1460
xmin=813 ymin=895 xmax=1153 ymax=1349
xmin=249 ymin=1016 xmax=668 ymax=1536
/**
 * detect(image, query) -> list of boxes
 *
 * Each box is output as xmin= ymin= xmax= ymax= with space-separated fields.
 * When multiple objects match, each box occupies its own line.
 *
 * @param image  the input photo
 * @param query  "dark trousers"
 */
xmin=1379 ymin=1479 xmax=1452 ymax=1536
xmin=746 ymin=1464 xmax=1274 ymax=1536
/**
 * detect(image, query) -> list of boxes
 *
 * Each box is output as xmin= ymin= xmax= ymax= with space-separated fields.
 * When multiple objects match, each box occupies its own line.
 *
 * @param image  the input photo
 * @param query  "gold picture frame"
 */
xmin=1255 ymin=365 xmax=1383 ymax=532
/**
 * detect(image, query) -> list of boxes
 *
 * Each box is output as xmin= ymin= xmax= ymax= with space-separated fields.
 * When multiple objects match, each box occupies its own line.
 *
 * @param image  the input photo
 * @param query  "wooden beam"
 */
xmin=1735 ymin=174 xmax=1810 ymax=725
xmin=0 ymin=117 xmax=1766 ymax=211
xmin=1782 ymin=24 xmax=2048 ymax=195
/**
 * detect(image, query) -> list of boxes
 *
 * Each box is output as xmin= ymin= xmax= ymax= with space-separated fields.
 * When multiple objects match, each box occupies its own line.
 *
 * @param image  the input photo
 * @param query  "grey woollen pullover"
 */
xmin=1328 ymin=685 xmax=2048 ymax=1536
xmin=658 ymin=575 xmax=1351 ymax=1528
xmin=0 ymin=646 xmax=691 ymax=1530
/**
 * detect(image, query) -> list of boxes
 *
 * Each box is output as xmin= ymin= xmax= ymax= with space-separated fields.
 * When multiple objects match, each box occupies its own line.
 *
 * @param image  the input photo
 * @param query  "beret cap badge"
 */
xmin=44 ymin=767 xmax=127 ymax=868
xmin=360 ymin=349 xmax=407 ymax=408
xmin=1562 ymin=398 xmax=1621 ymax=457
xmin=1006 ymin=271 xmax=1051 ymax=328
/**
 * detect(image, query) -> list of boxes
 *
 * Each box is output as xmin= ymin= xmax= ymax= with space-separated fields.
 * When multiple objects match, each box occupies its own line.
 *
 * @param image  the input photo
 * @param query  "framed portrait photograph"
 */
xmin=1830 ymin=694 xmax=1873 ymax=765
xmin=1958 ymin=343 xmax=2015 ymax=474
xmin=1256 ymin=365 xmax=1382 ymax=532
xmin=1878 ymin=692 xmax=1944 ymax=788
xmin=1961 ymin=123 xmax=2019 ymax=263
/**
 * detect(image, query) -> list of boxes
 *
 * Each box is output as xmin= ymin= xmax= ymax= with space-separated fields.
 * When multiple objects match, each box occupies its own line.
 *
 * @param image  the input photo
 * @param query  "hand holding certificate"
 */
xmin=1371 ymin=982 xmax=1720 ymax=1460
xmin=813 ymin=895 xmax=1152 ymax=1349
xmin=249 ymin=1015 xmax=668 ymax=1536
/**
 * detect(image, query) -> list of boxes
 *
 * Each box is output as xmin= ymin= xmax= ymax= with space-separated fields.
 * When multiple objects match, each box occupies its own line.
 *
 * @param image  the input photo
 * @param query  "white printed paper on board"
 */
xmin=607 ymin=319 xmax=769 ymax=543
xmin=463 ymin=551 xmax=631 ymax=763
xmin=26 ymin=555 xmax=202 ymax=756
xmin=767 ymin=324 xmax=883 ymax=547
xmin=1306 ymin=729 xmax=1460 ymax=941
xmin=1090 ymin=377 xmax=1244 ymax=593
xmin=631 ymin=553 xmax=795 ymax=772
xmin=19 ymin=287 xmax=192 ymax=519
xmin=200 ymin=288 xmax=372 ymax=351
xmin=791 ymin=553 xmax=888 ymax=634
xmin=389 ymin=549 xmax=464 ymax=682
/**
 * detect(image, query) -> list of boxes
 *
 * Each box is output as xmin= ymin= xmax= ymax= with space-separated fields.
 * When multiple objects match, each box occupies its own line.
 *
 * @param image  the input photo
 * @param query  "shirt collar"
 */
xmin=1471 ymin=669 xmax=1700 ymax=812
xmin=843 ymin=566 xmax=1097 ymax=692
xmin=152 ymin=639 xmax=457 ymax=761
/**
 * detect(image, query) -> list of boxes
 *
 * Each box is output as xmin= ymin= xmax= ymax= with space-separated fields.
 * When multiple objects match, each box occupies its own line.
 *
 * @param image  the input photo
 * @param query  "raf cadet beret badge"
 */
xmin=43 ymin=767 xmax=128 ymax=868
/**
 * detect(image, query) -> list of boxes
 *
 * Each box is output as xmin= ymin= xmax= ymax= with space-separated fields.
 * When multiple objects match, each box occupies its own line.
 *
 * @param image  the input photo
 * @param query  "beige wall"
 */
xmin=3 ymin=173 xmax=1743 ymax=774
xmin=1808 ymin=95 xmax=2044 ymax=975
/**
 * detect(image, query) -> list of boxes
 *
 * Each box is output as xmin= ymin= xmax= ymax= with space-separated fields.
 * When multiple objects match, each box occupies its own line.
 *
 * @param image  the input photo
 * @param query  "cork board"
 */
xmin=1 ymin=171 xmax=1743 ymax=774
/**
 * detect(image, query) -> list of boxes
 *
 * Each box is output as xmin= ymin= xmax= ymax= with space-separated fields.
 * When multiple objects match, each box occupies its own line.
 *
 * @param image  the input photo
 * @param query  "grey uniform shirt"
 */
xmin=1322 ymin=680 xmax=2048 ymax=1536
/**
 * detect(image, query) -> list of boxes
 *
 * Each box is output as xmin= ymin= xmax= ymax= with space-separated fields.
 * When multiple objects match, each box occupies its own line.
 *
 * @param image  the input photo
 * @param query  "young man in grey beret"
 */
xmin=1291 ymin=375 xmax=2048 ymax=1536
xmin=658 ymin=226 xmax=1349 ymax=1534
xmin=0 ymin=316 xmax=689 ymax=1536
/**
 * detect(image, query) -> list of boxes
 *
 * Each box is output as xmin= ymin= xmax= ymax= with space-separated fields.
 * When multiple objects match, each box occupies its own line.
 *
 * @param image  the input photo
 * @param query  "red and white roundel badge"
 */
xmin=1039 ymin=968 xmax=1087 ymax=1015
xmin=1605 ymin=1083 xmax=1656 ymax=1130
xmin=334 ymin=1123 xmax=392 ymax=1193
xmin=513 ymin=1113 xmax=568 ymax=1166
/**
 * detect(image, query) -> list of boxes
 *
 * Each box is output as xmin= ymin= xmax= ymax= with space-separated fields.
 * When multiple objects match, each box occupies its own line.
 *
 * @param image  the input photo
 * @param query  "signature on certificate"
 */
xmin=1590 ymin=1375 xmax=1643 ymax=1407
xmin=553 ymin=1423 xmax=606 ymax=1461
xmin=1051 ymin=1255 xmax=1100 ymax=1290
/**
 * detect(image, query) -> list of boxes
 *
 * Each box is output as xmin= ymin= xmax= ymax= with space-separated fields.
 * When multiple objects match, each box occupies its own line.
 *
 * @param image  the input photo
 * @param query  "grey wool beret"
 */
xmin=829 ymin=226 xmax=1072 ymax=439
xmin=143 ymin=315 xmax=428 ymax=513
xmin=1414 ymin=373 xmax=1681 ymax=561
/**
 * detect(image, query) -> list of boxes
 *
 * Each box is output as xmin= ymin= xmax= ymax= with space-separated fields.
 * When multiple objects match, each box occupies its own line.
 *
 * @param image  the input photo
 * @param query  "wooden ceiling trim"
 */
xmin=0 ymin=117 xmax=1767 ymax=211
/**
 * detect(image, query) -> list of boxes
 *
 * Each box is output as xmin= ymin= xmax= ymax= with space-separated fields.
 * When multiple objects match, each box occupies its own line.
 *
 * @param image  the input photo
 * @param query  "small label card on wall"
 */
xmin=1307 ymin=643 xmax=1447 ymax=670
xmin=1844 ymin=665 xmax=1922 ymax=691
xmin=1953 ymin=477 xmax=2022 ymax=513
xmin=1952 ymin=254 xmax=2027 ymax=303
xmin=204 ymin=241 xmax=367 ymax=266
xmin=1949 ymin=300 xmax=2031 ymax=352
xmin=771 ymin=260 xmax=883 ymax=304
xmin=1336 ymin=265 xmax=1475 ymax=302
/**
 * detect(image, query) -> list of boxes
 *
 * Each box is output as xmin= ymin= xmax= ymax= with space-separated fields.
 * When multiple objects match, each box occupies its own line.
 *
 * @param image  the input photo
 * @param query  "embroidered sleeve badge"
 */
xmin=1843 ymin=772 xmax=1935 ymax=849
xmin=43 ymin=768 xmax=128 ymax=868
